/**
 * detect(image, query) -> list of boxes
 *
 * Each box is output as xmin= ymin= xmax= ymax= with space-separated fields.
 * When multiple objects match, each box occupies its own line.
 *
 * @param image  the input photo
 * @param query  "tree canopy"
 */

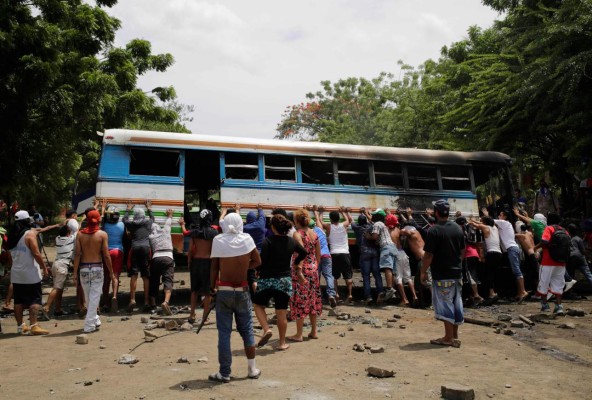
xmin=277 ymin=0 xmax=592 ymax=205
xmin=0 ymin=0 xmax=191 ymax=208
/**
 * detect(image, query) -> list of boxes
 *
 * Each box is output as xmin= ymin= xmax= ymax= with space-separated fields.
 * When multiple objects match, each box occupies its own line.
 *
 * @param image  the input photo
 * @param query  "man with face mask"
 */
xmin=532 ymin=180 xmax=560 ymax=216
xmin=148 ymin=209 xmax=175 ymax=315
xmin=8 ymin=211 xmax=50 ymax=335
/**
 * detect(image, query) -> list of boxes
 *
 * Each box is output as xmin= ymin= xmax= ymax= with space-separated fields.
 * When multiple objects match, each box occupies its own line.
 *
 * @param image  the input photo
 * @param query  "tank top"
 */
xmin=484 ymin=225 xmax=502 ymax=254
xmin=10 ymin=231 xmax=42 ymax=284
xmin=328 ymin=223 xmax=349 ymax=254
xmin=104 ymin=221 xmax=125 ymax=251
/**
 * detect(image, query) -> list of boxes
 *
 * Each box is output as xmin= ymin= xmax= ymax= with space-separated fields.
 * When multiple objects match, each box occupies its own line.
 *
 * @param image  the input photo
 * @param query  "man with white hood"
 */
xmin=148 ymin=209 xmax=175 ymax=315
xmin=208 ymin=213 xmax=262 ymax=383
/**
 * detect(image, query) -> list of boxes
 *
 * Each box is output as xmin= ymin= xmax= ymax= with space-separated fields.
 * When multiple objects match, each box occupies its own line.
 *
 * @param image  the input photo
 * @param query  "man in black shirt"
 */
xmin=420 ymin=200 xmax=465 ymax=347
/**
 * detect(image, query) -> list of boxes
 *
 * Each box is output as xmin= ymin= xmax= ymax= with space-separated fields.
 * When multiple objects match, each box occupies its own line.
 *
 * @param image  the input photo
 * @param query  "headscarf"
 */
xmin=246 ymin=211 xmax=257 ymax=225
xmin=533 ymin=213 xmax=547 ymax=225
xmin=385 ymin=214 xmax=399 ymax=229
xmin=210 ymin=213 xmax=255 ymax=258
xmin=189 ymin=209 xmax=218 ymax=240
xmin=133 ymin=208 xmax=145 ymax=223
xmin=81 ymin=210 xmax=101 ymax=234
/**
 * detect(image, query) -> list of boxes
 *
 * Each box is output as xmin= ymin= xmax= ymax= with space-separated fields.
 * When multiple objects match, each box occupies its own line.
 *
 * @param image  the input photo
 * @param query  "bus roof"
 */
xmin=102 ymin=129 xmax=511 ymax=165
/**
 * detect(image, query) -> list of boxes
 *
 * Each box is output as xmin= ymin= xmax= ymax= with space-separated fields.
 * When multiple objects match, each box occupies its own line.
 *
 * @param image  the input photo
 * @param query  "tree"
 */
xmin=0 ymin=1 xmax=192 ymax=209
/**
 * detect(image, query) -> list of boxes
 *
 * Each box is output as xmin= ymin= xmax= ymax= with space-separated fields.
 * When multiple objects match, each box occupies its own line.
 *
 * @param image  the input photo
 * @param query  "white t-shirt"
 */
xmin=328 ymin=223 xmax=349 ymax=254
xmin=494 ymin=219 xmax=518 ymax=250
xmin=10 ymin=231 xmax=42 ymax=284
xmin=484 ymin=225 xmax=502 ymax=254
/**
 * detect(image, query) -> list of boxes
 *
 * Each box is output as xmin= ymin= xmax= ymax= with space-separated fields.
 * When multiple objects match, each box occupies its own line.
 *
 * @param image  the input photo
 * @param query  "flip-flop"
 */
xmin=187 ymin=318 xmax=195 ymax=324
xmin=287 ymin=337 xmax=303 ymax=343
xmin=430 ymin=338 xmax=453 ymax=346
xmin=258 ymin=330 xmax=273 ymax=347
xmin=307 ymin=334 xmax=318 ymax=339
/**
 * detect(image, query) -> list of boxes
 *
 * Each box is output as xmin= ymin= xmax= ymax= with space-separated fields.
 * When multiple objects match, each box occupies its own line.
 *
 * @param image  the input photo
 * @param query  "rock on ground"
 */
xmin=441 ymin=383 xmax=475 ymax=400
xmin=366 ymin=366 xmax=395 ymax=378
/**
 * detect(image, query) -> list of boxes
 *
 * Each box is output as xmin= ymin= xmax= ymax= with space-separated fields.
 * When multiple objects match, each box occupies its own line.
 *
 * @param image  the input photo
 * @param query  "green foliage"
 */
xmin=0 ymin=0 xmax=193 ymax=209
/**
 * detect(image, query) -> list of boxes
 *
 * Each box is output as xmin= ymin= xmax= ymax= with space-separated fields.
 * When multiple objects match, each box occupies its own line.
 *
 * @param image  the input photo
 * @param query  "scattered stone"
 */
xmin=494 ymin=328 xmax=501 ymax=334
xmin=366 ymin=366 xmax=395 ymax=378
xmin=370 ymin=346 xmax=385 ymax=353
xmin=99 ymin=345 xmax=107 ymax=349
xmin=339 ymin=332 xmax=346 ymax=337
xmin=558 ymin=323 xmax=576 ymax=330
xmin=392 ymin=313 xmax=402 ymax=319
xmin=144 ymin=337 xmax=156 ymax=343
xmin=180 ymin=280 xmax=186 ymax=285
xmin=83 ymin=381 xmax=93 ymax=386
xmin=373 ymin=323 xmax=382 ymax=329
xmin=487 ymin=394 xmax=495 ymax=398
xmin=505 ymin=384 xmax=512 ymax=388
xmin=121 ymin=316 xmax=130 ymax=321
xmin=76 ymin=334 xmax=88 ymax=345
xmin=365 ymin=308 xmax=372 ymax=314
xmin=353 ymin=343 xmax=365 ymax=352
xmin=566 ymin=308 xmax=585 ymax=317
xmin=139 ymin=396 xmax=146 ymax=400
xmin=387 ymin=318 xmax=398 ymax=323
xmin=197 ymin=356 xmax=208 ymax=363
xmin=177 ymin=356 xmax=190 ymax=363
xmin=328 ymin=309 xmax=339 ymax=317
xmin=510 ymin=320 xmax=525 ymax=328
xmin=336 ymin=314 xmax=351 ymax=321
xmin=144 ymin=323 xmax=157 ymax=330
xmin=179 ymin=322 xmax=193 ymax=331
xmin=156 ymin=319 xmax=166 ymax=328
xmin=140 ymin=316 xmax=150 ymax=323
xmin=518 ymin=315 xmax=534 ymax=326
xmin=541 ymin=346 xmax=550 ymax=350
xmin=399 ymin=325 xmax=406 ymax=329
xmin=386 ymin=323 xmax=395 ymax=328
xmin=497 ymin=314 xmax=512 ymax=322
xmin=144 ymin=330 xmax=158 ymax=338
xmin=441 ymin=383 xmax=475 ymax=400
xmin=503 ymin=329 xmax=515 ymax=336
xmin=118 ymin=354 xmax=139 ymax=365
xmin=165 ymin=320 xmax=178 ymax=331
xmin=348 ymin=327 xmax=354 ymax=332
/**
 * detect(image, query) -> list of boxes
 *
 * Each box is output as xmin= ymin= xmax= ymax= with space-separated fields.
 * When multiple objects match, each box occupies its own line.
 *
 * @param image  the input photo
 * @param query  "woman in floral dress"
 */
xmin=287 ymin=209 xmax=322 ymax=342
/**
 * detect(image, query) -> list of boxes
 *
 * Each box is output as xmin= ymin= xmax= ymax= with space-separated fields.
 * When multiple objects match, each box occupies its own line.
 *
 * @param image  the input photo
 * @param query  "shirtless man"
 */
xmin=515 ymin=224 xmax=539 ymax=295
xmin=179 ymin=209 xmax=218 ymax=324
xmin=73 ymin=210 xmax=114 ymax=333
xmin=387 ymin=213 xmax=417 ymax=306
xmin=208 ymin=213 xmax=262 ymax=383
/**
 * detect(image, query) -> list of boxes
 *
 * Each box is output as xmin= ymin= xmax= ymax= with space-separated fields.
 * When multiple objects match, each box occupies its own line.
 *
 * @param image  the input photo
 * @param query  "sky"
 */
xmin=110 ymin=1 xmax=500 ymax=139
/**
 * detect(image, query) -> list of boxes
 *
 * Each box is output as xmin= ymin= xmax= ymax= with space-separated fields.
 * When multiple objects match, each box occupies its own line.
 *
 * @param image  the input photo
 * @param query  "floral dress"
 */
xmin=290 ymin=229 xmax=322 ymax=319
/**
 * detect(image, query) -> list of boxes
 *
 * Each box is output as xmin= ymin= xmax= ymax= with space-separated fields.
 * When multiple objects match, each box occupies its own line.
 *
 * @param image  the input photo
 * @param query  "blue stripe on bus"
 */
xmin=99 ymin=176 xmax=185 ymax=185
xmin=220 ymin=180 xmax=477 ymax=198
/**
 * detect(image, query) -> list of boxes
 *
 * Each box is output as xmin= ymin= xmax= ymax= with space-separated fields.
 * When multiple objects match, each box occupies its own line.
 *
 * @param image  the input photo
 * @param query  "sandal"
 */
xmin=287 ymin=336 xmax=303 ymax=343
xmin=430 ymin=338 xmax=453 ymax=347
xmin=208 ymin=372 xmax=230 ymax=383
xmin=257 ymin=330 xmax=273 ymax=347
xmin=307 ymin=333 xmax=318 ymax=340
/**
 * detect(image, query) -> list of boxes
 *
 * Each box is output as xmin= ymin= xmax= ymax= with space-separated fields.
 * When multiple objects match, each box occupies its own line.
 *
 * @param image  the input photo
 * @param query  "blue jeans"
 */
xmin=318 ymin=256 xmax=336 ymax=298
xmin=432 ymin=279 xmax=464 ymax=325
xmin=379 ymin=243 xmax=398 ymax=275
xmin=507 ymin=246 xmax=523 ymax=279
xmin=359 ymin=253 xmax=383 ymax=299
xmin=215 ymin=290 xmax=255 ymax=377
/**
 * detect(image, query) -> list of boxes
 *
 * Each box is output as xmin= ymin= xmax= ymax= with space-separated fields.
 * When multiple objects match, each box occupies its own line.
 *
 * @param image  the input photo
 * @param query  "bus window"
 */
xmin=337 ymin=159 xmax=370 ymax=186
xmin=407 ymin=165 xmax=438 ymax=190
xmin=301 ymin=158 xmax=334 ymax=185
xmin=441 ymin=165 xmax=471 ymax=191
xmin=225 ymin=153 xmax=259 ymax=180
xmin=129 ymin=148 xmax=180 ymax=177
xmin=264 ymin=155 xmax=296 ymax=182
xmin=373 ymin=160 xmax=404 ymax=188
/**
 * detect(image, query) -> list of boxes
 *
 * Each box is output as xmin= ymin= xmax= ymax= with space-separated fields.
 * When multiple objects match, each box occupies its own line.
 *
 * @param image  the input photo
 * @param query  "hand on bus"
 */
xmin=256 ymin=203 xmax=263 ymax=210
xmin=145 ymin=200 xmax=152 ymax=210
xmin=311 ymin=205 xmax=318 ymax=211
xmin=345 ymin=207 xmax=352 ymax=213
xmin=126 ymin=201 xmax=134 ymax=210
xmin=178 ymin=217 xmax=185 ymax=225
xmin=318 ymin=205 xmax=325 ymax=212
xmin=406 ymin=207 xmax=413 ymax=216
xmin=166 ymin=209 xmax=174 ymax=217
xmin=481 ymin=207 xmax=489 ymax=216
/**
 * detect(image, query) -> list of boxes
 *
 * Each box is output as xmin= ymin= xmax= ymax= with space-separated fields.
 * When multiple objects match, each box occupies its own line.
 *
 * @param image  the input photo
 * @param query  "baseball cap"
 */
xmin=371 ymin=208 xmax=387 ymax=217
xmin=533 ymin=213 xmax=547 ymax=224
xmin=432 ymin=199 xmax=450 ymax=214
xmin=385 ymin=214 xmax=399 ymax=229
xmin=14 ymin=210 xmax=31 ymax=221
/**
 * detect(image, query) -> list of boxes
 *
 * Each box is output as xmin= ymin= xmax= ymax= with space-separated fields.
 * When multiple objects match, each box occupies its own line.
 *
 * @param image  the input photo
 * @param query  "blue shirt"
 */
xmin=103 ymin=221 xmax=125 ymax=251
xmin=313 ymin=227 xmax=330 ymax=257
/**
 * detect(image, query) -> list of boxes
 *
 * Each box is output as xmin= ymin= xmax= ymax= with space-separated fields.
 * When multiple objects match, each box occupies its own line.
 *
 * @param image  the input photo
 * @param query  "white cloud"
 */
xmin=109 ymin=0 xmax=499 ymax=139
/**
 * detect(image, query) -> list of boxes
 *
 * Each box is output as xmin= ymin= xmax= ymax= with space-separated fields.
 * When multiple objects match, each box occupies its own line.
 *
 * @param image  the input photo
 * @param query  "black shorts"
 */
xmin=331 ymin=253 xmax=353 ymax=280
xmin=149 ymin=257 xmax=175 ymax=298
xmin=13 ymin=282 xmax=42 ymax=307
xmin=190 ymin=258 xmax=211 ymax=294
xmin=252 ymin=288 xmax=290 ymax=310
xmin=128 ymin=246 xmax=151 ymax=277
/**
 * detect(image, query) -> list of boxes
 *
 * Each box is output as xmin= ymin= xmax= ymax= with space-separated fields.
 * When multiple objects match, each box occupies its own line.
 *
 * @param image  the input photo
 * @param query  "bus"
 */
xmin=94 ymin=129 xmax=514 ymax=252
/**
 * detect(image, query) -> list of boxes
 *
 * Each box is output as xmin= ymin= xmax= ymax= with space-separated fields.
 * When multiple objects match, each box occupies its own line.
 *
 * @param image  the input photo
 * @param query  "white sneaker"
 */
xmin=564 ymin=279 xmax=577 ymax=293
xmin=383 ymin=288 xmax=395 ymax=301
xmin=248 ymin=368 xmax=261 ymax=379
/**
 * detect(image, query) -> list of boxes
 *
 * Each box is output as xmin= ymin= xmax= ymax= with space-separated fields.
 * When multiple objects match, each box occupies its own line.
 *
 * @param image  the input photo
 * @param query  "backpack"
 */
xmin=548 ymin=225 xmax=571 ymax=263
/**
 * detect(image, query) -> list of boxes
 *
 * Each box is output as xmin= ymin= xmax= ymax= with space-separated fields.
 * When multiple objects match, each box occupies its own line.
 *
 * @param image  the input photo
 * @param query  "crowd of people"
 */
xmin=1 ymin=194 xmax=591 ymax=382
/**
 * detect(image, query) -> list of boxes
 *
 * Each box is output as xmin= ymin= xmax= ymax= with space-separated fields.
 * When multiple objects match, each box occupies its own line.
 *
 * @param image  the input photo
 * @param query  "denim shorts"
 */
xmin=379 ymin=243 xmax=397 ymax=271
xmin=431 ymin=279 xmax=464 ymax=325
xmin=506 ymin=246 xmax=523 ymax=279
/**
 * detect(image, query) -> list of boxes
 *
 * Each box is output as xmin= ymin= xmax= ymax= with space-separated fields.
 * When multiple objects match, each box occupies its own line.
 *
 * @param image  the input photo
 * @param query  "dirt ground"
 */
xmin=1 ymin=247 xmax=591 ymax=400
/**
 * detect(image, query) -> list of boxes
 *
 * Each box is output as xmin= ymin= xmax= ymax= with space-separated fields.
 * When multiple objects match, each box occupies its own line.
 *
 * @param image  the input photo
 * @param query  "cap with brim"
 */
xmin=14 ymin=210 xmax=31 ymax=221
xmin=371 ymin=208 xmax=387 ymax=217
xmin=432 ymin=199 xmax=450 ymax=213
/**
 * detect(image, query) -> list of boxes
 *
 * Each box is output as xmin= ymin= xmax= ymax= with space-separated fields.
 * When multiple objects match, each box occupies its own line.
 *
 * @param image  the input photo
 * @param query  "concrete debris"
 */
xmin=366 ymin=366 xmax=395 ymax=378
xmin=441 ymin=383 xmax=475 ymax=400
xmin=118 ymin=354 xmax=139 ymax=365
xmin=566 ymin=308 xmax=585 ymax=317
xmin=558 ymin=323 xmax=576 ymax=329
xmin=497 ymin=314 xmax=512 ymax=322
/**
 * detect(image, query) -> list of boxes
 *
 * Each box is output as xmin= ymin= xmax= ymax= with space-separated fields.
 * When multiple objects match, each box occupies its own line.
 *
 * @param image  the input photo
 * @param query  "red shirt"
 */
xmin=541 ymin=225 xmax=567 ymax=267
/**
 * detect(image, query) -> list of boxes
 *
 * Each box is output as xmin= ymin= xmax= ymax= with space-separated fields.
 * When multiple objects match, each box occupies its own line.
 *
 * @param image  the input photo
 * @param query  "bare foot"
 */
xmin=276 ymin=343 xmax=290 ymax=351
xmin=307 ymin=333 xmax=318 ymax=339
xmin=287 ymin=336 xmax=303 ymax=342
